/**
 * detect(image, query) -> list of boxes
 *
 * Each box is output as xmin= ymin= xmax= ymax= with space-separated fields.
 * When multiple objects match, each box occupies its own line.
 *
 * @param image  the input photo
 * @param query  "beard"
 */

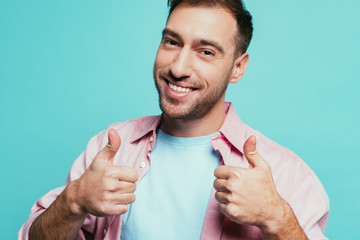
xmin=154 ymin=68 xmax=230 ymax=120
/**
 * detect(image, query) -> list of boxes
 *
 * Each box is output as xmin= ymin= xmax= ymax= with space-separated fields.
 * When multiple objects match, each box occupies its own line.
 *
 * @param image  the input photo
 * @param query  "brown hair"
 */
xmin=167 ymin=0 xmax=253 ymax=55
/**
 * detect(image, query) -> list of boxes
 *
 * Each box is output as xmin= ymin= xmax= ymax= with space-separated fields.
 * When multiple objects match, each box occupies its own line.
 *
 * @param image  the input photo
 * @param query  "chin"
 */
xmin=159 ymin=98 xmax=207 ymax=120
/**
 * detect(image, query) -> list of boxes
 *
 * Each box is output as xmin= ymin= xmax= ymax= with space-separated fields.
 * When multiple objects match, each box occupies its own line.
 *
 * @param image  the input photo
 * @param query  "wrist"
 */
xmin=62 ymin=180 xmax=87 ymax=218
xmin=259 ymin=198 xmax=292 ymax=238
xmin=259 ymin=198 xmax=307 ymax=240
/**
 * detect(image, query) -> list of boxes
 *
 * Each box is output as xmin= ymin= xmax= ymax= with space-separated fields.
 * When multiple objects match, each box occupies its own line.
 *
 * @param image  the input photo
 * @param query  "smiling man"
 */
xmin=19 ymin=1 xmax=329 ymax=240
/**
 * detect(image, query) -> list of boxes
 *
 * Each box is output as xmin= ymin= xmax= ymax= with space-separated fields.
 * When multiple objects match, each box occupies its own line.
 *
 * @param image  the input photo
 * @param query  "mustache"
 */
xmin=167 ymin=71 xmax=189 ymax=82
xmin=159 ymin=70 xmax=201 ymax=87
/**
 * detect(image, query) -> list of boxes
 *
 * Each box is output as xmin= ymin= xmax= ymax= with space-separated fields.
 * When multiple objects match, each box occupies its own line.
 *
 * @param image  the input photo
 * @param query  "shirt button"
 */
xmin=139 ymin=162 xmax=146 ymax=168
xmin=150 ymin=136 xmax=154 ymax=142
xmin=103 ymin=229 xmax=107 ymax=236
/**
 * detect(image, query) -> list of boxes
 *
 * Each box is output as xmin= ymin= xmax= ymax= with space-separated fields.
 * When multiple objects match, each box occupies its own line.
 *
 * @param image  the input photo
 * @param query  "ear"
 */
xmin=230 ymin=53 xmax=249 ymax=84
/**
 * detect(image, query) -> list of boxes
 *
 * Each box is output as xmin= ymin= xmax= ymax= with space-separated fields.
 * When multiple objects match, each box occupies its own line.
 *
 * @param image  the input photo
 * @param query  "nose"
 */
xmin=169 ymin=48 xmax=192 ymax=80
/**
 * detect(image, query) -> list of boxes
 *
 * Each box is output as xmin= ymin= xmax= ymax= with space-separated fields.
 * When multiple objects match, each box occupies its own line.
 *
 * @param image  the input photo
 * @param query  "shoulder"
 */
xmin=243 ymin=124 xmax=326 ymax=200
xmin=252 ymin=128 xmax=302 ymax=168
xmin=251 ymin=129 xmax=329 ymax=237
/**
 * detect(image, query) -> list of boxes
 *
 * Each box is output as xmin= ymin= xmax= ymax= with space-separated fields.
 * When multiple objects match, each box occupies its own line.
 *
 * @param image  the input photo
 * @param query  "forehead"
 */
xmin=166 ymin=4 xmax=237 ymax=52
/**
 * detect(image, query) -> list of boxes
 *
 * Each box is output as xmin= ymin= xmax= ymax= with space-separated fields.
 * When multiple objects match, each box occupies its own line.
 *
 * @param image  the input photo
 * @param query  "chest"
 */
xmin=120 ymin=139 xmax=220 ymax=239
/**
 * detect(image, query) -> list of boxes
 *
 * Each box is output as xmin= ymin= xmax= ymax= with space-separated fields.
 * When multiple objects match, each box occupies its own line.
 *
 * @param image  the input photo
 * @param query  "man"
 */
xmin=19 ymin=0 xmax=329 ymax=239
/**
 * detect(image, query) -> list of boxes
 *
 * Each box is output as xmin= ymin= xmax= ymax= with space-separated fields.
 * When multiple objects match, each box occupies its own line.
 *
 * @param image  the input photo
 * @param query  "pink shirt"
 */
xmin=18 ymin=102 xmax=329 ymax=240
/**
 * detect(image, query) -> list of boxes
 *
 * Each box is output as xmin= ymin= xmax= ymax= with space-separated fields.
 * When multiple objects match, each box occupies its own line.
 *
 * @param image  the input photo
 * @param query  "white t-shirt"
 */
xmin=121 ymin=129 xmax=220 ymax=239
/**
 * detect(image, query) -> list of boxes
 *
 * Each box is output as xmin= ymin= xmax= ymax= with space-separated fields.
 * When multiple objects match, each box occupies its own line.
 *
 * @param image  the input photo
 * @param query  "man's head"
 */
xmin=153 ymin=1 xmax=252 ymax=121
xmin=167 ymin=0 xmax=253 ymax=55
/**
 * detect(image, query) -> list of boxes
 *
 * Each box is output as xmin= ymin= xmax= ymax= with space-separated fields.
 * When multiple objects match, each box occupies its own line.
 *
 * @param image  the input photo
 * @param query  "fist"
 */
xmin=72 ymin=129 xmax=138 ymax=217
xmin=213 ymin=135 xmax=284 ymax=227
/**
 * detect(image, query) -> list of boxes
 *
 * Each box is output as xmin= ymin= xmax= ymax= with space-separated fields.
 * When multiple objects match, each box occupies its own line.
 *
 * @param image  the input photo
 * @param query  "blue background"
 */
xmin=1 ymin=0 xmax=359 ymax=239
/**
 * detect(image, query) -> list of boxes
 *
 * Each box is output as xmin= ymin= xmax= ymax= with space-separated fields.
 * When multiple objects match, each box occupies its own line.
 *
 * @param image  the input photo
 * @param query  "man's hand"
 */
xmin=70 ymin=128 xmax=139 ymax=217
xmin=214 ymin=135 xmax=283 ymax=226
xmin=214 ymin=135 xmax=307 ymax=239
xmin=29 ymin=129 xmax=139 ymax=240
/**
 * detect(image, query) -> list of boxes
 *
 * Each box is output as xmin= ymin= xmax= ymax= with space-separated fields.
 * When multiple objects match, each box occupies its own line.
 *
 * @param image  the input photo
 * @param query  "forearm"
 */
xmin=29 ymin=181 xmax=87 ymax=240
xmin=260 ymin=199 xmax=308 ymax=240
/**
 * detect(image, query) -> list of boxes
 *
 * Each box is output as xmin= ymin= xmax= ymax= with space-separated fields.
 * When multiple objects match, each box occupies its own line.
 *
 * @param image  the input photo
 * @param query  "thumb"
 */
xmin=243 ymin=135 xmax=266 ymax=168
xmin=100 ymin=128 xmax=121 ymax=163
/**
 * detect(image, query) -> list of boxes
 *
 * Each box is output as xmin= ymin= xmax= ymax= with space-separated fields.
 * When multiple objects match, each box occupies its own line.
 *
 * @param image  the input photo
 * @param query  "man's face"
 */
xmin=153 ymin=3 xmax=239 ymax=120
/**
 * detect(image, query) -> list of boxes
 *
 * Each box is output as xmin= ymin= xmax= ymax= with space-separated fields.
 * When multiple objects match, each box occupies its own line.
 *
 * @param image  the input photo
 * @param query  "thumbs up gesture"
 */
xmin=214 ymin=135 xmax=287 ymax=229
xmin=70 ymin=129 xmax=138 ymax=217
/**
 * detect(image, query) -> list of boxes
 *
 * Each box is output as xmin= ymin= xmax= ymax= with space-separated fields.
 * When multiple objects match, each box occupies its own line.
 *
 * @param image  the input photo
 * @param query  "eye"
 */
xmin=163 ymin=38 xmax=180 ymax=48
xmin=199 ymin=49 xmax=215 ymax=58
xmin=202 ymin=50 xmax=214 ymax=56
xmin=168 ymin=39 xmax=178 ymax=46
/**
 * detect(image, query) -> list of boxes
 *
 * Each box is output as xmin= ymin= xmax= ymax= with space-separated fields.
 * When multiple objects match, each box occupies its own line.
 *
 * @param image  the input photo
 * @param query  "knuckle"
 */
xmin=214 ymin=166 xmax=226 ymax=177
xmin=120 ymin=167 xmax=139 ymax=182
xmin=119 ymin=193 xmax=136 ymax=204
xmin=226 ymin=193 xmax=235 ymax=204
xmin=104 ymin=181 xmax=116 ymax=191
xmin=114 ymin=204 xmax=128 ymax=216
xmin=115 ymin=181 xmax=126 ymax=190
xmin=128 ymin=193 xmax=136 ymax=203
xmin=218 ymin=203 xmax=227 ymax=213
xmin=228 ymin=170 xmax=240 ymax=179
xmin=246 ymin=151 xmax=257 ymax=157
xmin=104 ymin=167 xmax=116 ymax=178
xmin=99 ymin=192 xmax=111 ymax=204
xmin=213 ymin=179 xmax=219 ymax=189
xmin=130 ymin=183 xmax=137 ymax=192
xmin=214 ymin=167 xmax=221 ymax=177
xmin=226 ymin=180 xmax=238 ymax=192
xmin=119 ymin=204 xmax=129 ymax=214
xmin=118 ymin=182 xmax=136 ymax=193
xmin=214 ymin=191 xmax=221 ymax=201
xmin=226 ymin=203 xmax=237 ymax=217
xmin=132 ymin=170 xmax=139 ymax=181
xmin=98 ymin=203 xmax=109 ymax=215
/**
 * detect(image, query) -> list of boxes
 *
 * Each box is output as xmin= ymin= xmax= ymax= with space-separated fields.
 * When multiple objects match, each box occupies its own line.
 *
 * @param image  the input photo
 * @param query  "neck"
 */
xmin=160 ymin=101 xmax=227 ymax=138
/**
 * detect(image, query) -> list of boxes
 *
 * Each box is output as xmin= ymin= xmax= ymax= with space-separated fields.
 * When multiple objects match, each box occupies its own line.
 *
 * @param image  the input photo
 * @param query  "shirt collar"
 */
xmin=217 ymin=102 xmax=247 ymax=154
xmin=130 ymin=115 xmax=162 ymax=143
xmin=129 ymin=102 xmax=247 ymax=154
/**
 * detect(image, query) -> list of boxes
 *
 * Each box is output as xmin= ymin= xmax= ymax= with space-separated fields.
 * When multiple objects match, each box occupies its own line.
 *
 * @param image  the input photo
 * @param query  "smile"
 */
xmin=168 ymin=82 xmax=194 ymax=93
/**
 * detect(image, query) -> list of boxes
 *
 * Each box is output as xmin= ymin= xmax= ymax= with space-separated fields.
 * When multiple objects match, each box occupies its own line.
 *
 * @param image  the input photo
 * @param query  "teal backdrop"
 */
xmin=1 ymin=0 xmax=359 ymax=239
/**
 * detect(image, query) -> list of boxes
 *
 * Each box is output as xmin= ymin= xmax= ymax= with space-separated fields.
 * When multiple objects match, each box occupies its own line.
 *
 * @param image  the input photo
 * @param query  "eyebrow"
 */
xmin=196 ymin=39 xmax=225 ymax=55
xmin=162 ymin=28 xmax=183 ymax=42
xmin=162 ymin=28 xmax=225 ymax=55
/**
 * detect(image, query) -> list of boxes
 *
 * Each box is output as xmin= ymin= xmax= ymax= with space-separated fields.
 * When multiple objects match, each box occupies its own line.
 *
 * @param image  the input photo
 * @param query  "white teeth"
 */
xmin=168 ymin=82 xmax=193 ymax=93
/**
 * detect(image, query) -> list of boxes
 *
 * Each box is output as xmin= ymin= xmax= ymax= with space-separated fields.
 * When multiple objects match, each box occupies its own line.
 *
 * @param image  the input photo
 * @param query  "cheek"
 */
xmin=155 ymin=49 xmax=174 ymax=69
xmin=196 ymin=64 xmax=224 ymax=86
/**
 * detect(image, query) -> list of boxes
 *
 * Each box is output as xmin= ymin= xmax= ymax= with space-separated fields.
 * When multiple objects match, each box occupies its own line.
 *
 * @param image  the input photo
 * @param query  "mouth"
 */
xmin=168 ymin=82 xmax=194 ymax=93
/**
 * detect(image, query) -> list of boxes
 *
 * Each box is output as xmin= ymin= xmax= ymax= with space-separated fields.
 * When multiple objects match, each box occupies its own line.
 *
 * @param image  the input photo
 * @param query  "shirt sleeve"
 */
xmin=17 ymin=130 xmax=107 ymax=240
xmin=288 ymin=159 xmax=330 ymax=240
